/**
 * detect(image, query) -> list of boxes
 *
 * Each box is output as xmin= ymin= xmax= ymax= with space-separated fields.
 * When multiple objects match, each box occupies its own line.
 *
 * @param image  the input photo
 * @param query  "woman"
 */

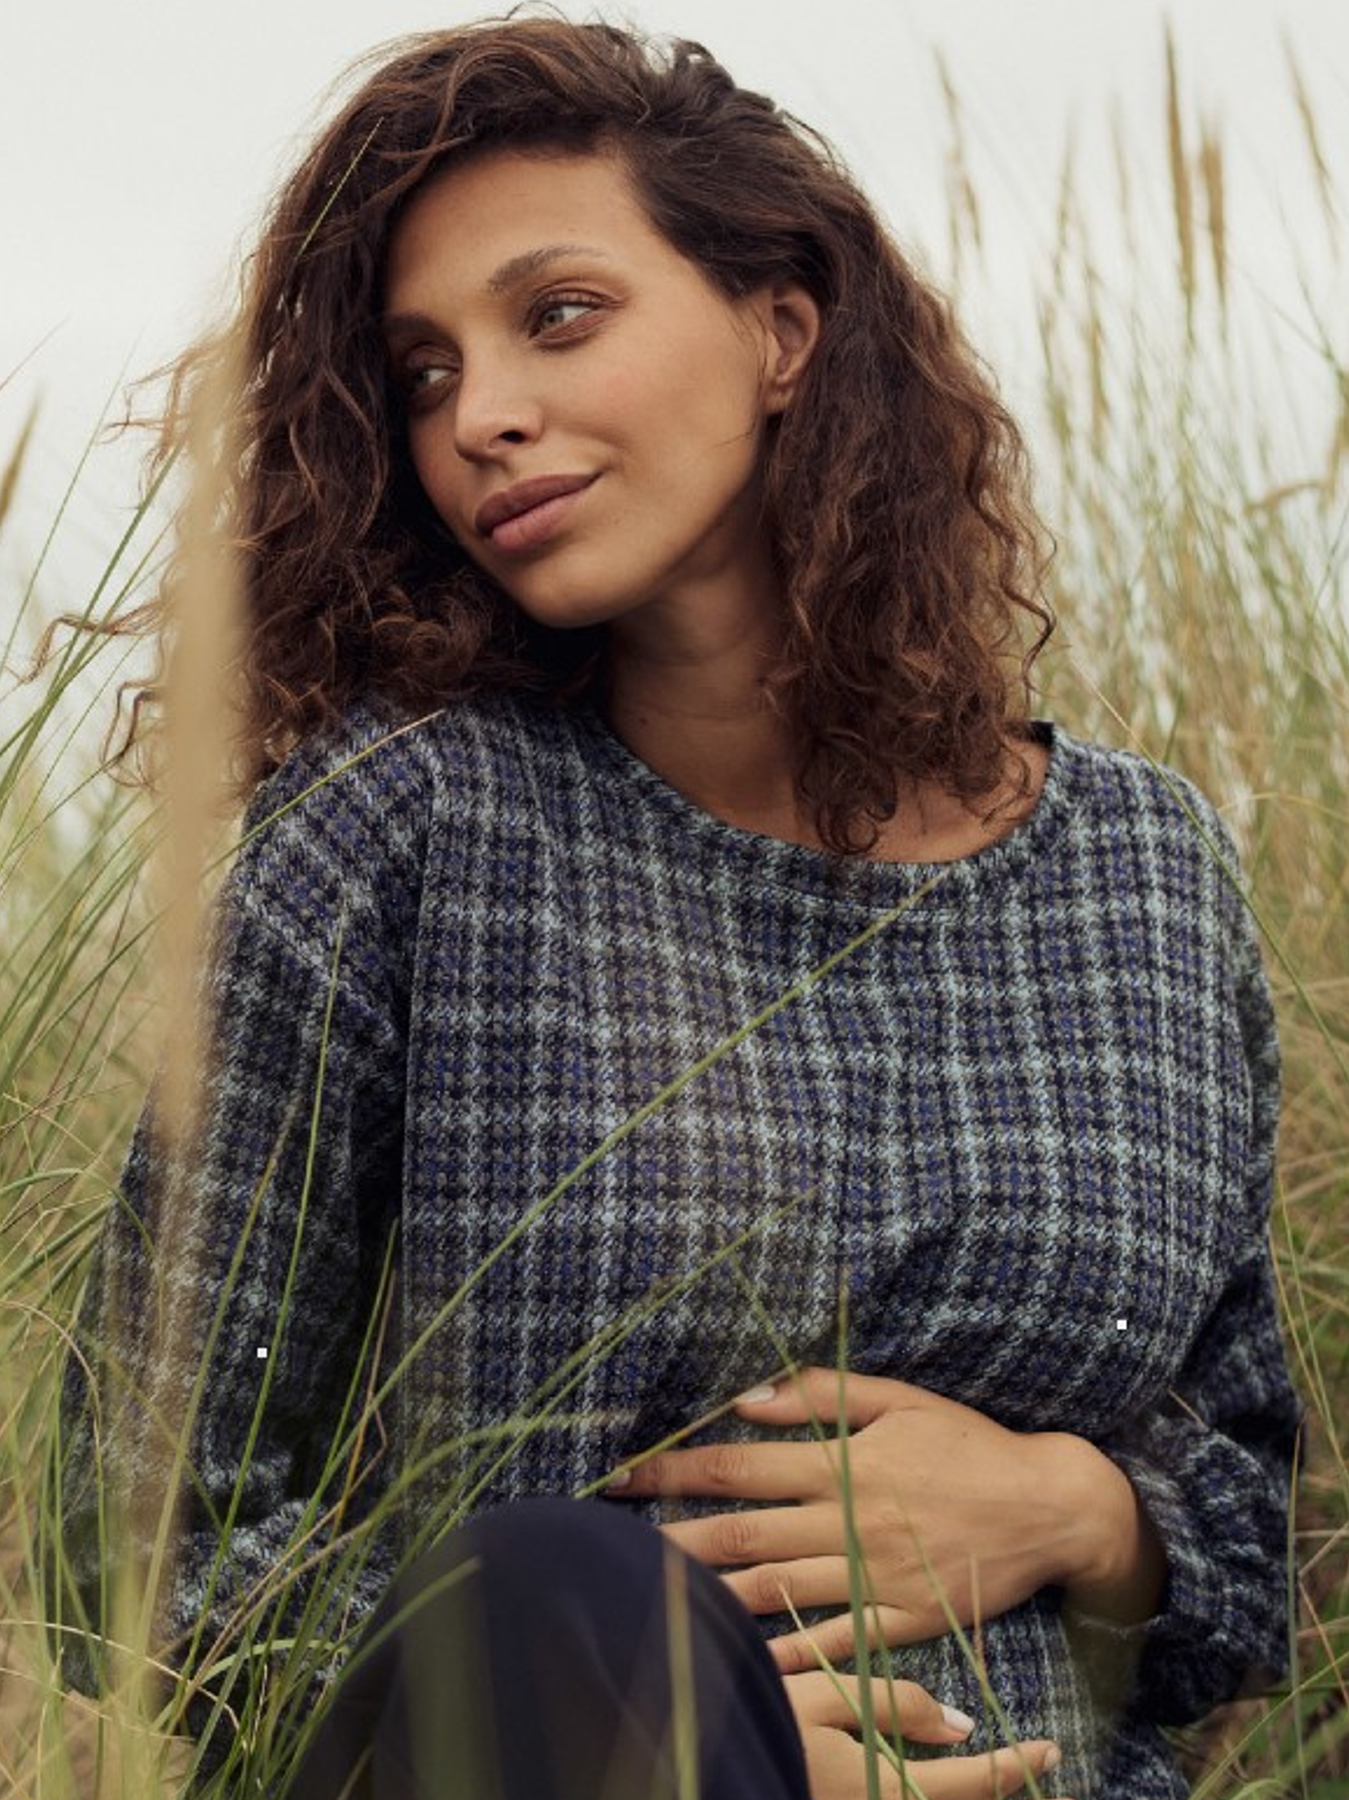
xmin=53 ymin=17 xmax=1299 ymax=1800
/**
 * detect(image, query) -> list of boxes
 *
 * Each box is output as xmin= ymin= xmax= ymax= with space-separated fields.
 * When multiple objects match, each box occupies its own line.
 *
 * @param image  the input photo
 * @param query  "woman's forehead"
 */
xmin=381 ymin=151 xmax=668 ymax=310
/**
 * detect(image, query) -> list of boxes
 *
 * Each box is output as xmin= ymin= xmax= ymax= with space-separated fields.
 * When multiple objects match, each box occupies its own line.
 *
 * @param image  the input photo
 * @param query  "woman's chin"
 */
xmin=505 ymin=585 xmax=644 ymax=635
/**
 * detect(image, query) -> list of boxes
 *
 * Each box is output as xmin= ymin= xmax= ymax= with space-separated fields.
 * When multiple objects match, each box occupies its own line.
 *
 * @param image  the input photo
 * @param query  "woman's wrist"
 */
xmin=1042 ymin=1432 xmax=1168 ymax=1624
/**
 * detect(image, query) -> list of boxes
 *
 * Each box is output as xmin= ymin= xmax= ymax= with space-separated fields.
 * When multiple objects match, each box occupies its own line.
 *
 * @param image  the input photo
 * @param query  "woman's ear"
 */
xmin=762 ymin=281 xmax=822 ymax=414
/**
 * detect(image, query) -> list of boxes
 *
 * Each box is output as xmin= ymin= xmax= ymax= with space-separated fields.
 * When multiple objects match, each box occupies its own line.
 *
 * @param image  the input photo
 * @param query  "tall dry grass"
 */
xmin=2 ymin=42 xmax=1346 ymax=1800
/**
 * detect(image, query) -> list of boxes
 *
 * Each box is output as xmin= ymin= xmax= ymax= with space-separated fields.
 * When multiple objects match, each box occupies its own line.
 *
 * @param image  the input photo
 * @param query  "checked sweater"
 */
xmin=57 ymin=694 xmax=1300 ymax=1798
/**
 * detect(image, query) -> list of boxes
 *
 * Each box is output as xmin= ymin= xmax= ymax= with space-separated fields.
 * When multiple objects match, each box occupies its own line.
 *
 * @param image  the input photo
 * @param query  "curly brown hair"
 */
xmin=121 ymin=11 xmax=1054 ymax=854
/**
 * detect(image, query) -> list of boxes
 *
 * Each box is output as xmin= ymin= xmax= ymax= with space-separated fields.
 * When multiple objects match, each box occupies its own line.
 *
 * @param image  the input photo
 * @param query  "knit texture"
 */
xmin=54 ymin=694 xmax=1300 ymax=1798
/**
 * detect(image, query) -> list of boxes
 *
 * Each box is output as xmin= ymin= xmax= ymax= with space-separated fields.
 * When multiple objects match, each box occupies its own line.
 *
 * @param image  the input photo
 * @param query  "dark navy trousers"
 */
xmin=282 ymin=1498 xmax=813 ymax=1800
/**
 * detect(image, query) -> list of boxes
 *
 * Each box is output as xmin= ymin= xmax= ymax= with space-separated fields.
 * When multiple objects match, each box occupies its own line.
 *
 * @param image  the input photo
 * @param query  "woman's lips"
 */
xmin=474 ymin=473 xmax=597 ymax=551
xmin=488 ymin=482 xmax=595 ymax=553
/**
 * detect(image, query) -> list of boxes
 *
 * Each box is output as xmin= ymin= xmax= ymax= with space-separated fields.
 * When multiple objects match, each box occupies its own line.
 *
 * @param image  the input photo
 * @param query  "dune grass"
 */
xmin=2 ymin=49 xmax=1347 ymax=1800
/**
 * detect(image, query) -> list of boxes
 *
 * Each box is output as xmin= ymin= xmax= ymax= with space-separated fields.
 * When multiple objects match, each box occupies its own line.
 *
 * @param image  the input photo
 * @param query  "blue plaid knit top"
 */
xmin=60 ymin=694 xmax=1299 ymax=1798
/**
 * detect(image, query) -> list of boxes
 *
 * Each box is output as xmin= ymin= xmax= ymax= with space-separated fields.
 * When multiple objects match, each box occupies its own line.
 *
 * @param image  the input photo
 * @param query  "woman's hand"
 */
xmin=784 ymin=1672 xmax=1070 ymax=1800
xmin=610 ymin=1366 xmax=1160 ymax=1671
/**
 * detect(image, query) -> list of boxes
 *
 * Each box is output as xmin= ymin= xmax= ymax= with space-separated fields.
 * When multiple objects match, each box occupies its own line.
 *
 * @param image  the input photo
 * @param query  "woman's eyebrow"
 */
xmin=383 ymin=243 xmax=616 ymax=338
xmin=486 ymin=242 xmax=614 ymax=293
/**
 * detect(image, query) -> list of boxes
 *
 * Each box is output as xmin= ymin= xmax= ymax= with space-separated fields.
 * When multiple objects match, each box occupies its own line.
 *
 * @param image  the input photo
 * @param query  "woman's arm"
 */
xmin=1072 ymin=1241 xmax=1300 ymax=1726
xmin=1065 ymin=839 xmax=1300 ymax=1730
xmin=46 ymin=720 xmax=426 ymax=1770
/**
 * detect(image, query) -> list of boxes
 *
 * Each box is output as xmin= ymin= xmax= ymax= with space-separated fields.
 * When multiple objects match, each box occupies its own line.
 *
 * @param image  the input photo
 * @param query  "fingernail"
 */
xmin=939 ymin=1704 xmax=975 ymax=1737
xmin=736 ymin=1384 xmax=777 ymax=1404
xmin=1043 ymin=1745 xmax=1063 ymax=1771
xmin=606 ymin=1468 xmax=632 ymax=1490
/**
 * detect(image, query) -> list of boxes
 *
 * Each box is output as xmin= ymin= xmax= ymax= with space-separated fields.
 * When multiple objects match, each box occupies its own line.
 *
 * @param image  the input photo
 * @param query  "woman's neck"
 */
xmin=600 ymin=626 xmax=1048 ymax=864
xmin=602 ymin=603 xmax=809 ymax=840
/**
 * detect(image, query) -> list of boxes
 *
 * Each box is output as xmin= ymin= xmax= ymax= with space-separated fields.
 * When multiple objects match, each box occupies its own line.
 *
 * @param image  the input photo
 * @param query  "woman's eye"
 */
xmin=400 ymin=361 xmax=458 ymax=403
xmin=532 ymin=296 xmax=599 ymax=334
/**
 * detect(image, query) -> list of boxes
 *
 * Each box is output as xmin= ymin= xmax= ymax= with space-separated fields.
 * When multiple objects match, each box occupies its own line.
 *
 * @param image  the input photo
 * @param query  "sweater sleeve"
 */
xmin=1069 ymin=812 xmax=1302 ymax=1732
xmin=48 ymin=725 xmax=424 ymax=1772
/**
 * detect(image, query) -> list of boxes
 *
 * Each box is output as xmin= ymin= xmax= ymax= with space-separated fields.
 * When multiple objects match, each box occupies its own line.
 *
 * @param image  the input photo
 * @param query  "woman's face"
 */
xmin=381 ymin=149 xmax=818 ymax=636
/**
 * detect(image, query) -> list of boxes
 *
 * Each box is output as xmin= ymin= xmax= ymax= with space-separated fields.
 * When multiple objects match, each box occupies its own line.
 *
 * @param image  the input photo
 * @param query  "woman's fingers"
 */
xmin=895 ymin=1742 xmax=1067 ymax=1799
xmin=661 ymin=1501 xmax=844 ymax=1566
xmin=782 ymin=1669 xmax=971 ymax=1744
xmin=722 ymin=1553 xmax=860 ymax=1616
xmin=769 ymin=1603 xmax=911 ymax=1673
xmin=735 ymin=1366 xmax=931 ymax=1429
xmin=609 ymin=1436 xmax=834 ymax=1501
xmin=798 ymin=1722 xmax=1069 ymax=1800
xmin=799 ymin=1725 xmax=895 ymax=1800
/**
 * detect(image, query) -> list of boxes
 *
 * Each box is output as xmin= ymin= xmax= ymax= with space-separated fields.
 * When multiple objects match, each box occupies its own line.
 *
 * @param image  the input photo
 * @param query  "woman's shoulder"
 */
xmin=227 ymin=692 xmax=564 ymax=939
xmin=244 ymin=690 xmax=562 ymax=839
xmin=1046 ymin=725 xmax=1274 ymax=1070
xmin=1049 ymin=724 xmax=1245 ymax=877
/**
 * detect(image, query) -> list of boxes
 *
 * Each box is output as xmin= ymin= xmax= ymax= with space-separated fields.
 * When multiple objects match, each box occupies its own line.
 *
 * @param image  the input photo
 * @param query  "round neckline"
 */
xmin=566 ymin=703 xmax=1070 ymax=911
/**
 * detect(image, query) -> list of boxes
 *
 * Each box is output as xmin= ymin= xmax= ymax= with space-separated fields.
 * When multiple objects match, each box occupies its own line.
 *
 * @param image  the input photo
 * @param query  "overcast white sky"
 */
xmin=2 ymin=0 xmax=1345 ymax=601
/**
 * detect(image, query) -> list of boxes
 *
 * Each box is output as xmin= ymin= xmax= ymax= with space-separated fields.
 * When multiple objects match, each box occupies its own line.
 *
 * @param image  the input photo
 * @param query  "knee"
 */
xmin=425 ymin=1497 xmax=661 ymax=1604
xmin=379 ymin=1498 xmax=663 ymax=1628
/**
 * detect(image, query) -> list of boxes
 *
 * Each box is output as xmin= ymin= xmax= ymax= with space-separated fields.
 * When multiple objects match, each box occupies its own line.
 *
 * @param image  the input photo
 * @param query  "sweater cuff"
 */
xmin=1085 ymin=1440 xmax=1286 ymax=1721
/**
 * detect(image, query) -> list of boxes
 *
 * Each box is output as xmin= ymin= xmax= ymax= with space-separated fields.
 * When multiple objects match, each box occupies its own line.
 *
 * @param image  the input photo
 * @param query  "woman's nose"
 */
xmin=452 ymin=356 xmax=544 ymax=459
